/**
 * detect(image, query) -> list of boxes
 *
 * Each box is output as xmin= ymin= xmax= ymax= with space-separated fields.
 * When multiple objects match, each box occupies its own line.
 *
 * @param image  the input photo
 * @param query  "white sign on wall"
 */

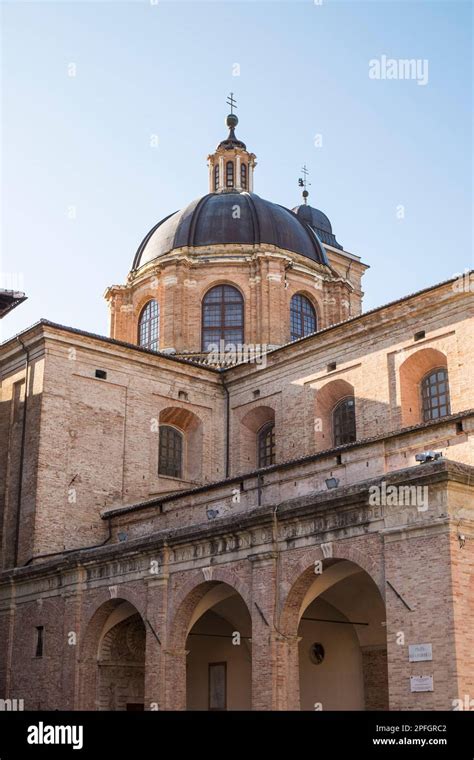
xmin=410 ymin=676 xmax=434 ymax=692
xmin=409 ymin=643 xmax=433 ymax=662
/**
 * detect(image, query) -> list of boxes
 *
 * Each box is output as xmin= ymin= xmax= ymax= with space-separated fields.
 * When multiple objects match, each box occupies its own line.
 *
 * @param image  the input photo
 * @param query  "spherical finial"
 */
xmin=302 ymin=190 xmax=309 ymax=199
xmin=226 ymin=113 xmax=239 ymax=130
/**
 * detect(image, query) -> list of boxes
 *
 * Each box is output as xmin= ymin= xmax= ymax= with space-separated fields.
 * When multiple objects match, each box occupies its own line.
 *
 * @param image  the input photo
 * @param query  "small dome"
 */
xmin=292 ymin=204 xmax=343 ymax=250
xmin=132 ymin=192 xmax=329 ymax=270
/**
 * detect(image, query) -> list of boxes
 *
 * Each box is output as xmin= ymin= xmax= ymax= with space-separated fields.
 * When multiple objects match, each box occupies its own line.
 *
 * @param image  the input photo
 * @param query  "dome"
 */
xmin=292 ymin=204 xmax=343 ymax=250
xmin=132 ymin=192 xmax=329 ymax=270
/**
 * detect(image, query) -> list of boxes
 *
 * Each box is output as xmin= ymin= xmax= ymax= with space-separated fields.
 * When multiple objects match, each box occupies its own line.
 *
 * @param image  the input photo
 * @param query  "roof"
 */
xmin=0 ymin=318 xmax=221 ymax=373
xmin=0 ymin=290 xmax=26 ymax=319
xmin=132 ymin=191 xmax=330 ymax=270
xmin=292 ymin=204 xmax=343 ymax=250
xmin=226 ymin=270 xmax=472 ymax=368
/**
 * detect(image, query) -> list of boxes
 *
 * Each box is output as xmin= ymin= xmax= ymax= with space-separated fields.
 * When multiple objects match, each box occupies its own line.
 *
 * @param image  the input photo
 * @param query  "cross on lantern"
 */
xmin=298 ymin=164 xmax=310 ymax=189
xmin=227 ymin=92 xmax=237 ymax=114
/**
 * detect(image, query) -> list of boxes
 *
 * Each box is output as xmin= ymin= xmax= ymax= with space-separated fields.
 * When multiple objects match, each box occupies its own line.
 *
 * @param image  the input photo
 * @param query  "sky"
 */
xmin=1 ymin=0 xmax=472 ymax=343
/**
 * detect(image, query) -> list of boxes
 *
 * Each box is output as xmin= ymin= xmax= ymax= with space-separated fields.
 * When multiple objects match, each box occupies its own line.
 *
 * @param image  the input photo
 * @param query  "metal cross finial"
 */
xmin=227 ymin=92 xmax=237 ymax=114
xmin=300 ymin=164 xmax=310 ymax=188
xmin=298 ymin=164 xmax=311 ymax=204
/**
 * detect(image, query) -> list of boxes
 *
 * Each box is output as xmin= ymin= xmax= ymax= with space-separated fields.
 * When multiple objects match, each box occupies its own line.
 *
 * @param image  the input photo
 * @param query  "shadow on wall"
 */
xmin=232 ymin=349 xmax=455 ymax=473
xmin=280 ymin=557 xmax=388 ymax=711
xmin=79 ymin=598 xmax=146 ymax=711
xmin=398 ymin=348 xmax=450 ymax=428
xmin=0 ymin=360 xmax=42 ymax=569
xmin=158 ymin=406 xmax=204 ymax=483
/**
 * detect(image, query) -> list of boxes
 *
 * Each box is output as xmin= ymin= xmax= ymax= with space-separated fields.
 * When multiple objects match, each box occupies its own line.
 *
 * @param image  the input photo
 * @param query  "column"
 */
xmin=144 ymin=577 xmax=168 ymax=710
xmin=162 ymin=648 xmax=187 ymax=710
xmin=274 ymin=633 xmax=301 ymax=710
xmin=249 ymin=552 xmax=279 ymax=710
xmin=62 ymin=579 xmax=85 ymax=710
xmin=236 ymin=155 xmax=241 ymax=190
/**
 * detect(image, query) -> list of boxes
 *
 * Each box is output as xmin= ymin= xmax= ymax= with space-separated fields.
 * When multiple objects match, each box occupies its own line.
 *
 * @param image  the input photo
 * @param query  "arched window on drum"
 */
xmin=201 ymin=285 xmax=244 ymax=352
xmin=290 ymin=294 xmax=317 ymax=341
xmin=138 ymin=300 xmax=159 ymax=351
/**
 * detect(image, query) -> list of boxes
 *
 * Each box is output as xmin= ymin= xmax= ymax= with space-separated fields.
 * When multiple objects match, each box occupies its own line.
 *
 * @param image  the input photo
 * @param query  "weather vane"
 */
xmin=227 ymin=92 xmax=237 ymax=114
xmin=298 ymin=164 xmax=311 ymax=204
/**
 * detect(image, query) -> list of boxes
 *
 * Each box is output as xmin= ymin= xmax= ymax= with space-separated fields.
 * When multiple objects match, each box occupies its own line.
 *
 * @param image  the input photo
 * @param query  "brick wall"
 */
xmin=106 ymin=247 xmax=358 ymax=352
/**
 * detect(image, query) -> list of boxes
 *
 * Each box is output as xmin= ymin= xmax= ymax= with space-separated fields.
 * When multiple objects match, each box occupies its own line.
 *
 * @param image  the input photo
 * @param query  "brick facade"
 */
xmin=0 ymin=267 xmax=472 ymax=710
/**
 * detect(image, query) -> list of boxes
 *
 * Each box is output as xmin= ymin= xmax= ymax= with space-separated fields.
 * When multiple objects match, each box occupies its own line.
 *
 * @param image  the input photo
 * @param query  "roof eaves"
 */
xmin=223 ymin=271 xmax=471 ymax=370
xmin=0 ymin=319 xmax=221 ymax=373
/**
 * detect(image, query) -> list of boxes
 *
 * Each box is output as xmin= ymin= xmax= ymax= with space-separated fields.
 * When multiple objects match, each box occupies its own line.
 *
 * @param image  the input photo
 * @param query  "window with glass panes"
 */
xmin=158 ymin=425 xmax=183 ymax=478
xmin=214 ymin=164 xmax=219 ymax=191
xmin=240 ymin=163 xmax=247 ymax=189
xmin=421 ymin=368 xmax=450 ymax=422
xmin=138 ymin=300 xmax=159 ymax=351
xmin=201 ymin=285 xmax=244 ymax=352
xmin=290 ymin=294 xmax=317 ymax=341
xmin=258 ymin=422 xmax=275 ymax=468
xmin=333 ymin=397 xmax=356 ymax=446
xmin=226 ymin=161 xmax=234 ymax=188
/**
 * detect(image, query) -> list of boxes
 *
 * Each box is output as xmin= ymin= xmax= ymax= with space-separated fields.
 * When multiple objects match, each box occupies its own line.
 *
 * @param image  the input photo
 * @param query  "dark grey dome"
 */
xmin=132 ymin=192 xmax=329 ymax=270
xmin=292 ymin=204 xmax=343 ymax=250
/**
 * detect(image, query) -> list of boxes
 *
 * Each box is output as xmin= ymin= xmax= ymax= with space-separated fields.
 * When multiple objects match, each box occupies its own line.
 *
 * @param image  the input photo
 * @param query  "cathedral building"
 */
xmin=0 ymin=108 xmax=473 ymax=712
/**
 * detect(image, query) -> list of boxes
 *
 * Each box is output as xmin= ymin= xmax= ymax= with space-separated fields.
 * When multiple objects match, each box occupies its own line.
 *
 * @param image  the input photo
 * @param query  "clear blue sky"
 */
xmin=1 ymin=0 xmax=472 ymax=343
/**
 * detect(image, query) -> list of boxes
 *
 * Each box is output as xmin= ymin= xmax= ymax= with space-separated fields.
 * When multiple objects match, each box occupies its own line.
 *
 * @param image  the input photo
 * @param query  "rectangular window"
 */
xmin=158 ymin=426 xmax=183 ymax=478
xmin=209 ymin=662 xmax=227 ymax=711
xmin=35 ymin=626 xmax=44 ymax=658
xmin=258 ymin=423 xmax=275 ymax=468
xmin=421 ymin=368 xmax=451 ymax=422
xmin=226 ymin=161 xmax=234 ymax=188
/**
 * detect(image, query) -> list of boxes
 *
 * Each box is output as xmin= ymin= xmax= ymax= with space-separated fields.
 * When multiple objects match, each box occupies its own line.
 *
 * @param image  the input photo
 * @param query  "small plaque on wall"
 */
xmin=410 ymin=675 xmax=434 ymax=692
xmin=409 ymin=643 xmax=433 ymax=662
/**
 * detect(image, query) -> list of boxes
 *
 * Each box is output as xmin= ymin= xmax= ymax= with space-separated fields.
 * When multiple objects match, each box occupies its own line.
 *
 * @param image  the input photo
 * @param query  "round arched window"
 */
xmin=138 ymin=300 xmax=159 ymax=351
xmin=202 ymin=285 xmax=244 ymax=352
xmin=290 ymin=294 xmax=317 ymax=341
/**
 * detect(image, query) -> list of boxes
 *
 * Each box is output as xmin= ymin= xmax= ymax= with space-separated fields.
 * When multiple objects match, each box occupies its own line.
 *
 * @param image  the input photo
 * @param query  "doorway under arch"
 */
xmin=282 ymin=558 xmax=388 ymax=710
xmin=181 ymin=582 xmax=252 ymax=710
xmin=80 ymin=599 xmax=146 ymax=711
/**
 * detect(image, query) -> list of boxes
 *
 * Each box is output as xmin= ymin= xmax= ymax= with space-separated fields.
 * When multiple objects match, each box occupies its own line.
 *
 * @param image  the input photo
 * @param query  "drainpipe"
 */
xmin=221 ymin=373 xmax=230 ymax=478
xmin=14 ymin=337 xmax=30 ymax=567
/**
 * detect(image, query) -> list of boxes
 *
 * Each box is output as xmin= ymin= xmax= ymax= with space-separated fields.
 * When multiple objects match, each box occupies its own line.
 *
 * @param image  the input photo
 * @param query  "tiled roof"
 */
xmin=0 ymin=289 xmax=26 ymax=318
